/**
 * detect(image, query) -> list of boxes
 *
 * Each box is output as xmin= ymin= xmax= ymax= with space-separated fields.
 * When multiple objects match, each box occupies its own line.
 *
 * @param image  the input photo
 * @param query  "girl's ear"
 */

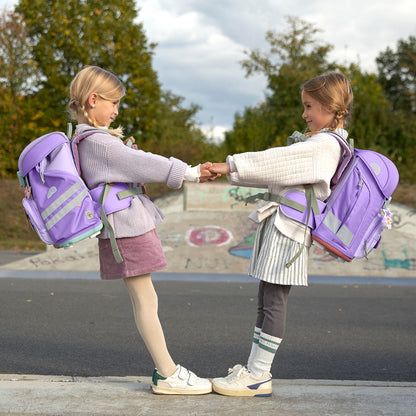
xmin=88 ymin=93 xmax=98 ymax=108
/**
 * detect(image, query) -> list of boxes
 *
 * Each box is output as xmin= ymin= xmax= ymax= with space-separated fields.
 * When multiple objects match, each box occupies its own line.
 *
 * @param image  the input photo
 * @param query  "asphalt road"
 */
xmin=1 ymin=277 xmax=415 ymax=382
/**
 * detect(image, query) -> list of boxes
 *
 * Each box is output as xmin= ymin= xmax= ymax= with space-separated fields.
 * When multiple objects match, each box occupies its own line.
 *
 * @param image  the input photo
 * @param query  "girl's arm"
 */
xmin=184 ymin=162 xmax=221 ymax=183
xmin=210 ymin=162 xmax=230 ymax=175
xmin=210 ymin=160 xmax=268 ymax=189
xmin=224 ymin=137 xmax=341 ymax=188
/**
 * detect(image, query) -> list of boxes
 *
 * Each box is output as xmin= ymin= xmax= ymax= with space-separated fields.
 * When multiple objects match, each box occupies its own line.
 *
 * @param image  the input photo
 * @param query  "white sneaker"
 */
xmin=212 ymin=365 xmax=272 ymax=397
xmin=151 ymin=364 xmax=212 ymax=395
xmin=212 ymin=364 xmax=244 ymax=383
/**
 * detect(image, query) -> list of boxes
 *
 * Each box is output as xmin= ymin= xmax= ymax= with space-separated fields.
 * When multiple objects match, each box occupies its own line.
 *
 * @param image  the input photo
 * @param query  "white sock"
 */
xmin=247 ymin=326 xmax=261 ymax=370
xmin=250 ymin=331 xmax=282 ymax=378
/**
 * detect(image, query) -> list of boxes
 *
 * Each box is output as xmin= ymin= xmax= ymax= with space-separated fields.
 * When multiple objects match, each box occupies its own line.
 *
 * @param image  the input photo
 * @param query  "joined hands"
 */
xmin=199 ymin=162 xmax=221 ymax=183
xmin=198 ymin=162 xmax=231 ymax=183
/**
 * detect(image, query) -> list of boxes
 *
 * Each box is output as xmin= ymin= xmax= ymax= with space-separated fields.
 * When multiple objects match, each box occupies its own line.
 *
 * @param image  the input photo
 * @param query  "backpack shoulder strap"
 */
xmin=70 ymin=128 xmax=105 ymax=175
xmin=327 ymin=131 xmax=354 ymax=188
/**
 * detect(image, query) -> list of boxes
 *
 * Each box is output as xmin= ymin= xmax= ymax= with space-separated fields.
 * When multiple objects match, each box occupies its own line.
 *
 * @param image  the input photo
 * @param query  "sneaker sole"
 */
xmin=213 ymin=383 xmax=272 ymax=397
xmin=152 ymin=385 xmax=212 ymax=395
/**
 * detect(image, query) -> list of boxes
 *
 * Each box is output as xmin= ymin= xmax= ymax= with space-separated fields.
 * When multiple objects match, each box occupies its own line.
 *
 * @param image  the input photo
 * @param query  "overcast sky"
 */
xmin=1 ymin=0 xmax=415 ymax=139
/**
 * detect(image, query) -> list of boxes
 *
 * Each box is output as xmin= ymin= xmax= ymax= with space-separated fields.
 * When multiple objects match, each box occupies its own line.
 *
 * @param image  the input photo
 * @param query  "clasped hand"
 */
xmin=199 ymin=162 xmax=221 ymax=183
xmin=198 ymin=162 xmax=231 ymax=182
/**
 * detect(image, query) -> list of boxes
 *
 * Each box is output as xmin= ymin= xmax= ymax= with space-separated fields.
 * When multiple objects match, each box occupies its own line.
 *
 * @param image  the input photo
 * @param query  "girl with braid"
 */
xmin=69 ymin=66 xmax=217 ymax=395
xmin=209 ymin=71 xmax=354 ymax=397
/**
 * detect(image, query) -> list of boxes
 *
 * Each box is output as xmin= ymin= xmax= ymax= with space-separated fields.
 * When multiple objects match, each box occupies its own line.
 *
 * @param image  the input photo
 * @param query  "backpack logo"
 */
xmin=47 ymin=186 xmax=57 ymax=199
xmin=370 ymin=162 xmax=381 ymax=175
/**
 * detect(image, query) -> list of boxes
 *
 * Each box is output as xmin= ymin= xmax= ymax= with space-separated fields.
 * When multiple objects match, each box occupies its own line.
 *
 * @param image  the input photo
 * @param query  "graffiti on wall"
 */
xmin=222 ymin=186 xmax=255 ymax=208
xmin=180 ymin=189 xmax=416 ymax=272
xmin=185 ymin=226 xmax=233 ymax=247
xmin=390 ymin=207 xmax=416 ymax=231
xmin=229 ymin=232 xmax=256 ymax=259
xmin=226 ymin=227 xmax=416 ymax=271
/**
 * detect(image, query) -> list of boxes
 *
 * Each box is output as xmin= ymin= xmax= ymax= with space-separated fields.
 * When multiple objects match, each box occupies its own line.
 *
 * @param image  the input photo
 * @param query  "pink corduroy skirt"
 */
xmin=98 ymin=229 xmax=167 ymax=280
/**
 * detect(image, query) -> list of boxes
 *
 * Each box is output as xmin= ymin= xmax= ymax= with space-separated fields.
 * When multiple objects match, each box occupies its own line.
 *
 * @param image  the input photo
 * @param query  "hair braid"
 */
xmin=68 ymin=66 xmax=125 ymax=138
xmin=302 ymin=71 xmax=353 ymax=131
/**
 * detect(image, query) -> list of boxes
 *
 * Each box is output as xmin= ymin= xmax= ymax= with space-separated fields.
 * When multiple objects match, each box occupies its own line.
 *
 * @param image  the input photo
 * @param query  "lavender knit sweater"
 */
xmin=75 ymin=124 xmax=188 ymax=239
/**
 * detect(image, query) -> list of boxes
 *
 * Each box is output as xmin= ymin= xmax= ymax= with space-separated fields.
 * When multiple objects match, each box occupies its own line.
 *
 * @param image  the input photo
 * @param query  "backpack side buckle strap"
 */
xmin=91 ymin=183 xmax=146 ymax=265
xmin=245 ymin=187 xmax=326 ymax=268
xmin=245 ymin=190 xmax=324 ymax=227
xmin=245 ymin=192 xmax=306 ymax=212
xmin=116 ymin=185 xmax=146 ymax=200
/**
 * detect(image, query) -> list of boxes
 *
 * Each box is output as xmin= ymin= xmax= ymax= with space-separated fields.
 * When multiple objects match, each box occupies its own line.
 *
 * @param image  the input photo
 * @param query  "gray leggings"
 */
xmin=255 ymin=281 xmax=291 ymax=339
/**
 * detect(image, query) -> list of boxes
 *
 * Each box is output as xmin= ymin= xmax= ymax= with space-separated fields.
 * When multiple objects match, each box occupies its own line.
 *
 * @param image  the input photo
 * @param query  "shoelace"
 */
xmin=225 ymin=365 xmax=246 ymax=381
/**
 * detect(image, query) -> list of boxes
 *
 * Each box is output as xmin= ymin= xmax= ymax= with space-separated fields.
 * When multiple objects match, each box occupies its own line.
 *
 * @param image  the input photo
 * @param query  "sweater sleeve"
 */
xmin=78 ymin=133 xmax=188 ymax=189
xmin=227 ymin=134 xmax=341 ymax=188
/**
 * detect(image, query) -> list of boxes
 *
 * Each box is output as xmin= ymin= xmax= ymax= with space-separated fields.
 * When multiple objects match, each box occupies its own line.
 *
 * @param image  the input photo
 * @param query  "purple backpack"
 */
xmin=17 ymin=129 xmax=140 ymax=263
xmin=246 ymin=131 xmax=399 ymax=264
xmin=310 ymin=134 xmax=399 ymax=261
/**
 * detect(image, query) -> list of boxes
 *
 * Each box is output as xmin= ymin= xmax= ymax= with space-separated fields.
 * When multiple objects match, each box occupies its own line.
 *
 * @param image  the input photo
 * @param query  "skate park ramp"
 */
xmin=1 ymin=183 xmax=415 ymax=279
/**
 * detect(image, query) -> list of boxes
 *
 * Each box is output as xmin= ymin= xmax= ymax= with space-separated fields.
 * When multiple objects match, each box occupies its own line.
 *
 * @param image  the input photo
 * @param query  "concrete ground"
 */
xmin=1 ymin=374 xmax=415 ymax=416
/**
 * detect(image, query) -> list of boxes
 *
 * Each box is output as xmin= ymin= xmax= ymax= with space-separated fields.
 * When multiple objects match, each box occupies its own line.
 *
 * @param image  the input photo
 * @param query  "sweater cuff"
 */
xmin=184 ymin=165 xmax=201 ymax=183
xmin=167 ymin=157 xmax=188 ymax=189
xmin=226 ymin=155 xmax=237 ymax=172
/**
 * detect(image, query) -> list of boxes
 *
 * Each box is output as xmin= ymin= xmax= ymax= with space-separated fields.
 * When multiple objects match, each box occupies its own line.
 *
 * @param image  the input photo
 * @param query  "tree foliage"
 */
xmin=0 ymin=6 xmax=415 ymax=184
xmin=0 ymin=9 xmax=38 ymax=175
xmin=16 ymin=0 xmax=162 ymax=139
xmin=225 ymin=17 xmax=415 ymax=183
xmin=0 ymin=0 xmax=218 ymax=178
xmin=376 ymin=36 xmax=416 ymax=114
xmin=225 ymin=16 xmax=336 ymax=153
xmin=375 ymin=36 xmax=416 ymax=182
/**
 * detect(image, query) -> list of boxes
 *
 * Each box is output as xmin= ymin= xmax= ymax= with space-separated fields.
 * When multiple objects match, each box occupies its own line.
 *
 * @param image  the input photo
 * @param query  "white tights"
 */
xmin=124 ymin=274 xmax=176 ymax=377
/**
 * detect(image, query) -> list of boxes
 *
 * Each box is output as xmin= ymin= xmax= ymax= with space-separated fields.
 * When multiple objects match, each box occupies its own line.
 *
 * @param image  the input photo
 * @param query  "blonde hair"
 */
xmin=302 ymin=71 xmax=353 ymax=131
xmin=69 ymin=66 xmax=126 ymax=137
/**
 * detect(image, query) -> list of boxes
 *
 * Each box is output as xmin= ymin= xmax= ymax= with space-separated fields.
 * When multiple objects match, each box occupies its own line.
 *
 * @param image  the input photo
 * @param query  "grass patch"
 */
xmin=0 ymin=179 xmax=46 ymax=250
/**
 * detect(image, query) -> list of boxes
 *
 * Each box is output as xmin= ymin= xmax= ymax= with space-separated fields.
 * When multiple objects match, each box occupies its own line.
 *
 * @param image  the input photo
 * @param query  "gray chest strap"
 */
xmin=245 ymin=186 xmax=321 ymax=268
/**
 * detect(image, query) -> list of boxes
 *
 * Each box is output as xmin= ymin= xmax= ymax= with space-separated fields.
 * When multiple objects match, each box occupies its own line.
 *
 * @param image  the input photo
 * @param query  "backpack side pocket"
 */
xmin=22 ymin=198 xmax=54 ymax=245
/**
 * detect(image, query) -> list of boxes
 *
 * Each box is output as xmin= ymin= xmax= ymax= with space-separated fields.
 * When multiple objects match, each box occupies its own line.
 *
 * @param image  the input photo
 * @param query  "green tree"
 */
xmin=225 ymin=16 xmax=335 ymax=152
xmin=0 ymin=0 xmax=218 ymax=179
xmin=344 ymin=64 xmax=414 ymax=177
xmin=225 ymin=17 xmax=415 ymax=183
xmin=148 ymin=90 xmax=223 ymax=165
xmin=224 ymin=103 xmax=276 ymax=153
xmin=375 ymin=36 xmax=416 ymax=182
xmin=376 ymin=36 xmax=416 ymax=114
xmin=16 ymin=0 xmax=161 ymax=140
xmin=0 ymin=9 xmax=37 ymax=176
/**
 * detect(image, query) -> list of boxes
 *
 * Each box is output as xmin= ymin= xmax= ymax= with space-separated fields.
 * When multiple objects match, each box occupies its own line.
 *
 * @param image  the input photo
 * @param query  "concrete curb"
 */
xmin=1 ymin=374 xmax=415 ymax=416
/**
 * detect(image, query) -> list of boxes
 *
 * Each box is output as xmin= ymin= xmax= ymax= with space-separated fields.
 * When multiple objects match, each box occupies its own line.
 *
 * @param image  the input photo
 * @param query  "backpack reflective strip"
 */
xmin=322 ymin=211 xmax=354 ymax=247
xmin=45 ymin=188 xmax=88 ymax=230
xmin=41 ymin=182 xmax=83 ymax=220
xmin=337 ymin=224 xmax=354 ymax=247
xmin=322 ymin=211 xmax=341 ymax=233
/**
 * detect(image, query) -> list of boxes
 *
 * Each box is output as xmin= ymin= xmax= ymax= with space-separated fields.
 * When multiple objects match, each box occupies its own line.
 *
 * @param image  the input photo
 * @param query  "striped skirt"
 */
xmin=248 ymin=213 xmax=309 ymax=286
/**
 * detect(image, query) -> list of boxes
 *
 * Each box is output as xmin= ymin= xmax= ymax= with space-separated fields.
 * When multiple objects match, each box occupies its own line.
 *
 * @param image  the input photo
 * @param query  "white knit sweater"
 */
xmin=226 ymin=129 xmax=347 ymax=244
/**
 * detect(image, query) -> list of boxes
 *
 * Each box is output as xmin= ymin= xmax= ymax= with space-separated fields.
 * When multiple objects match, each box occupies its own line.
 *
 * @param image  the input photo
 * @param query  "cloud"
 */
xmin=302 ymin=0 xmax=416 ymax=71
xmin=1 ymin=0 xmax=415 ymax=138
xmin=136 ymin=0 xmax=415 ymax=136
xmin=139 ymin=0 xmax=267 ymax=130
